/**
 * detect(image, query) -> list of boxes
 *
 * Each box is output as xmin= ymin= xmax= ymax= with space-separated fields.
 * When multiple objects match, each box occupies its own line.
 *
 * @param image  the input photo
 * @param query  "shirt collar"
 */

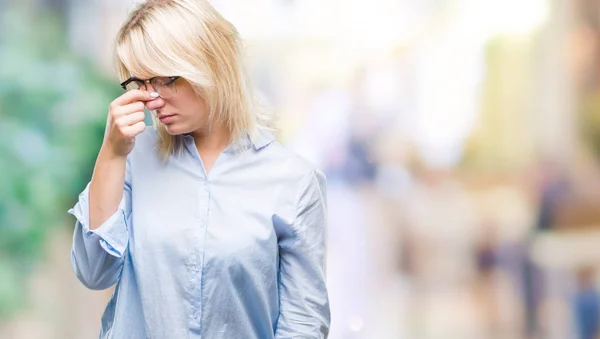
xmin=225 ymin=129 xmax=275 ymax=154
xmin=184 ymin=129 xmax=275 ymax=155
xmin=249 ymin=129 xmax=275 ymax=151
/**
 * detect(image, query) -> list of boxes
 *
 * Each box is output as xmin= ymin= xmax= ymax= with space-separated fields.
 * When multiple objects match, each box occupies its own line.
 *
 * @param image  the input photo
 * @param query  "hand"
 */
xmin=103 ymin=90 xmax=163 ymax=157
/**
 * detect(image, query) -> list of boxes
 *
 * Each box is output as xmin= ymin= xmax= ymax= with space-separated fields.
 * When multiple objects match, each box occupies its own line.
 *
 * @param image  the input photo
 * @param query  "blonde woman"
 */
xmin=68 ymin=0 xmax=330 ymax=338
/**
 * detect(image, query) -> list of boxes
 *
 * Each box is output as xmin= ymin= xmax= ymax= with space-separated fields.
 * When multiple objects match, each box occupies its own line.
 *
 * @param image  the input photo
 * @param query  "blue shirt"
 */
xmin=68 ymin=128 xmax=330 ymax=339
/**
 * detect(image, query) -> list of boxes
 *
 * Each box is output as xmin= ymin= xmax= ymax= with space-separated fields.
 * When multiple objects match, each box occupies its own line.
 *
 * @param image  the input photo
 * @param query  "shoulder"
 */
xmin=255 ymin=137 xmax=327 ymax=222
xmin=257 ymin=134 xmax=326 ymax=193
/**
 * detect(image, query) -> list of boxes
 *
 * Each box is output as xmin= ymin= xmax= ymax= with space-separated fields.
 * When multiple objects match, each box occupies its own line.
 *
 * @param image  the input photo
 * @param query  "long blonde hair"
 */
xmin=114 ymin=0 xmax=274 ymax=160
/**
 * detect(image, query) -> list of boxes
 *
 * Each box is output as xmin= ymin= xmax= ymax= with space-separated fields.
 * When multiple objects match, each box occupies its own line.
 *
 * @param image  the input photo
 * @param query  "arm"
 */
xmin=275 ymin=169 xmax=331 ymax=338
xmin=69 ymin=89 xmax=154 ymax=290
xmin=68 ymin=147 xmax=132 ymax=290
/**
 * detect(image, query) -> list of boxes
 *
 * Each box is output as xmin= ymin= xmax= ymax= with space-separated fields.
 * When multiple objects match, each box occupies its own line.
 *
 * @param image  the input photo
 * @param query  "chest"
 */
xmin=129 ymin=170 xmax=283 ymax=262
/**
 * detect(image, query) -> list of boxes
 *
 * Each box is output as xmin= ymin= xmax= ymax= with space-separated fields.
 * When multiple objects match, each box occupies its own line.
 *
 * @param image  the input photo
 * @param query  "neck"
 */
xmin=190 ymin=122 xmax=231 ymax=154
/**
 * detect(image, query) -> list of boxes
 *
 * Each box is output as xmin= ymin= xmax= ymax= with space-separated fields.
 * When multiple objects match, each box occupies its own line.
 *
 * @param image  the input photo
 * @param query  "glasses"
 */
xmin=120 ymin=76 xmax=180 ymax=99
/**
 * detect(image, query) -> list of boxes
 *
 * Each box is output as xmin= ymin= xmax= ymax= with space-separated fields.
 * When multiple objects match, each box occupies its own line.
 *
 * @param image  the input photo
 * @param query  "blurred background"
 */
xmin=2 ymin=0 xmax=600 ymax=338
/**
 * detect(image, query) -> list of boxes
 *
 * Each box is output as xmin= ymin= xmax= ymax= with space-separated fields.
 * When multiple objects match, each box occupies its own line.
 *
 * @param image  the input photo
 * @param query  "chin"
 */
xmin=162 ymin=123 xmax=190 ymax=136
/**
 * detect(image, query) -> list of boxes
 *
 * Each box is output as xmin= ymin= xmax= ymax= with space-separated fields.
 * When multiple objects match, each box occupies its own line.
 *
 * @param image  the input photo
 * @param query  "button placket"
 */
xmin=189 ymin=180 xmax=210 ymax=330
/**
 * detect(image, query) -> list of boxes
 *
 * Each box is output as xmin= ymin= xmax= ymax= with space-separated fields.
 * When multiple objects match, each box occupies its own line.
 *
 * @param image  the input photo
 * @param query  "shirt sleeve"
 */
xmin=275 ymin=169 xmax=331 ymax=338
xmin=68 ymin=157 xmax=132 ymax=290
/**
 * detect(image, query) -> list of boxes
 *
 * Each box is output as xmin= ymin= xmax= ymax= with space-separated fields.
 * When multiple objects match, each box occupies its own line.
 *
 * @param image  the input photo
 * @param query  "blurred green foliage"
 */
xmin=0 ymin=5 xmax=121 ymax=317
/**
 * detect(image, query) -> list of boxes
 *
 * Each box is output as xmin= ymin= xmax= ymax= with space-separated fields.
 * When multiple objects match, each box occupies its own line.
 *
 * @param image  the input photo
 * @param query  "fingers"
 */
xmin=123 ymin=121 xmax=146 ymax=138
xmin=116 ymin=111 xmax=145 ymax=128
xmin=115 ymin=113 xmax=146 ymax=138
xmin=113 ymin=101 xmax=145 ymax=118
xmin=111 ymin=97 xmax=165 ymax=119
xmin=106 ymin=89 xmax=161 ymax=142
xmin=111 ymin=89 xmax=159 ymax=108
xmin=112 ymin=102 xmax=145 ymax=139
xmin=144 ymin=97 xmax=165 ymax=111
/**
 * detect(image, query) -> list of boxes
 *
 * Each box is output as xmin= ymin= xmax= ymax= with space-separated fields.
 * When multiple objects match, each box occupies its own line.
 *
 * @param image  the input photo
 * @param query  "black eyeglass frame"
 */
xmin=120 ymin=76 xmax=181 ymax=91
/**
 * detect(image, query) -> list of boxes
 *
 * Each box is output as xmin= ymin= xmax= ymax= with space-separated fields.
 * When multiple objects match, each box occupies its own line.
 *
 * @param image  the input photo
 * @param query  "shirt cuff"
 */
xmin=67 ymin=182 xmax=128 ymax=258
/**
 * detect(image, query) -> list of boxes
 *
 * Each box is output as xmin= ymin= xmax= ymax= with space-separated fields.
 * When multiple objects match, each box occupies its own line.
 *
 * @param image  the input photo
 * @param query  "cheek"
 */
xmin=170 ymin=84 xmax=210 ymax=121
xmin=183 ymin=97 xmax=209 ymax=119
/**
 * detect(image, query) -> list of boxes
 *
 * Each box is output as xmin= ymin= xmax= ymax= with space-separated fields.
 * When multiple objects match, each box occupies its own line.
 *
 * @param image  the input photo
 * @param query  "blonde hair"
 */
xmin=114 ymin=0 xmax=274 ymax=160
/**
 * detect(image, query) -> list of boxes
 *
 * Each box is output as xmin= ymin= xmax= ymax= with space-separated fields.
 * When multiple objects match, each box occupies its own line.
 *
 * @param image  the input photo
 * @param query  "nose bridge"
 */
xmin=144 ymin=79 xmax=157 ymax=92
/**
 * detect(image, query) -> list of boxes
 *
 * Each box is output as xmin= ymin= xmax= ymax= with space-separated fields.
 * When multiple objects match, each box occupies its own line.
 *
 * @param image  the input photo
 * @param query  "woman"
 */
xmin=68 ymin=0 xmax=330 ymax=338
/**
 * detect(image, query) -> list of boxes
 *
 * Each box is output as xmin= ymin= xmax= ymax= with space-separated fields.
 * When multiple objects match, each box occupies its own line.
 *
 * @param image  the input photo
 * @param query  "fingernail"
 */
xmin=150 ymin=92 xmax=159 ymax=98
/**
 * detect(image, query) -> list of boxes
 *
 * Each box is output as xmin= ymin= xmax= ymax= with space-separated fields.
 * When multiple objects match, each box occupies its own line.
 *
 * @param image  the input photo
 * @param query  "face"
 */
xmin=141 ymin=77 xmax=210 ymax=136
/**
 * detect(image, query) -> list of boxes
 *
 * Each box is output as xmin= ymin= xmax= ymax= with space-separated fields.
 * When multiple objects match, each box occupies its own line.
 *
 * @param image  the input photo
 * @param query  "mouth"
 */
xmin=157 ymin=113 xmax=177 ymax=124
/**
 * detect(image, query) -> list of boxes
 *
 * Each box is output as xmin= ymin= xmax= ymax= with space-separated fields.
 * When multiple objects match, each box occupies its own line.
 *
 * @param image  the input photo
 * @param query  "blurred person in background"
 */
xmin=473 ymin=222 xmax=502 ymax=337
xmin=572 ymin=266 xmax=600 ymax=339
xmin=522 ymin=159 xmax=571 ymax=338
xmin=67 ymin=0 xmax=330 ymax=338
xmin=535 ymin=159 xmax=570 ymax=233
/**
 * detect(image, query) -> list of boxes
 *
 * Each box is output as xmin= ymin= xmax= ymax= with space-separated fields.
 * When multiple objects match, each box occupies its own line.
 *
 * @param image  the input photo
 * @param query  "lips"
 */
xmin=157 ymin=113 xmax=176 ymax=119
xmin=158 ymin=113 xmax=177 ymax=124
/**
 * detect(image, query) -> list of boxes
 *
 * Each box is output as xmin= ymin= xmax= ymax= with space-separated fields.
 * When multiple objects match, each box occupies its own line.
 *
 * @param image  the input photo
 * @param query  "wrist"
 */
xmin=99 ymin=144 xmax=127 ymax=162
